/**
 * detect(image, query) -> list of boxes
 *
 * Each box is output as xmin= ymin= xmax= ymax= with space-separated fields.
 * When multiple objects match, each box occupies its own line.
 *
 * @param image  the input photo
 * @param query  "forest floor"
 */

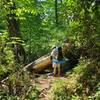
xmin=30 ymin=72 xmax=67 ymax=100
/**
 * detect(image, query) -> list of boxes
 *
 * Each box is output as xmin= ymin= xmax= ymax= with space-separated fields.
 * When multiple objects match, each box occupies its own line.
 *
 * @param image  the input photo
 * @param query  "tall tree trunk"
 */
xmin=4 ymin=0 xmax=26 ymax=63
xmin=60 ymin=0 xmax=62 ymax=3
xmin=55 ymin=0 xmax=58 ymax=25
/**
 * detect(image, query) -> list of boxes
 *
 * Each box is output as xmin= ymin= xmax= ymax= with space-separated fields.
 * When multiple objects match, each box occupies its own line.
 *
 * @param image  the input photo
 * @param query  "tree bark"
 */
xmin=55 ymin=0 xmax=58 ymax=25
xmin=4 ymin=0 xmax=26 ymax=63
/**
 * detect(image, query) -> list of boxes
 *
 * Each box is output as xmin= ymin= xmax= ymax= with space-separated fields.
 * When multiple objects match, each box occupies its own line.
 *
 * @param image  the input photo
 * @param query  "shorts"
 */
xmin=52 ymin=59 xmax=65 ymax=64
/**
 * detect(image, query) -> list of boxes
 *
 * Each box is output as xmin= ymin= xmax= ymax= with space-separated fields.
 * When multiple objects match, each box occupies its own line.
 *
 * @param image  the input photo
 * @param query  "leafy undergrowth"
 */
xmin=47 ymin=58 xmax=100 ymax=100
xmin=0 ymin=46 xmax=15 ymax=80
xmin=0 ymin=71 xmax=40 ymax=100
xmin=0 ymin=58 xmax=99 ymax=100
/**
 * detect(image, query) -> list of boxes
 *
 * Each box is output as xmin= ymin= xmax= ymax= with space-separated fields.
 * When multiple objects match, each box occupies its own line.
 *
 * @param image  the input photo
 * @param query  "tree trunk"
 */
xmin=4 ymin=0 xmax=26 ymax=63
xmin=55 ymin=0 xmax=58 ymax=25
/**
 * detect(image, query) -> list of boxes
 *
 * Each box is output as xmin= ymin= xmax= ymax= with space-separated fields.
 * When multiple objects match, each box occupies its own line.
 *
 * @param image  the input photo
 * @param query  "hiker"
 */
xmin=51 ymin=46 xmax=64 ymax=76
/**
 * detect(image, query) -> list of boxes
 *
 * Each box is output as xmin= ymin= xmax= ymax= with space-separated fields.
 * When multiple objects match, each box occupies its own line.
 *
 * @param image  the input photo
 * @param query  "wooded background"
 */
xmin=0 ymin=0 xmax=100 ymax=99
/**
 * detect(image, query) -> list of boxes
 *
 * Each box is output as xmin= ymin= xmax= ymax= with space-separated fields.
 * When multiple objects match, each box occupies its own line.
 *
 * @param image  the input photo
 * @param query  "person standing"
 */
xmin=51 ymin=46 xmax=64 ymax=76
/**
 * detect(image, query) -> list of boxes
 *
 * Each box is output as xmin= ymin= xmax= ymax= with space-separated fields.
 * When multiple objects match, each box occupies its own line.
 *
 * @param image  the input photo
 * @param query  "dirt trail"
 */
xmin=30 ymin=73 xmax=67 ymax=100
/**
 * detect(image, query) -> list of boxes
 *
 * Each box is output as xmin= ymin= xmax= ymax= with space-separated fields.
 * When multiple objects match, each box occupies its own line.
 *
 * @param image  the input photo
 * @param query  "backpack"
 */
xmin=51 ymin=47 xmax=59 ymax=59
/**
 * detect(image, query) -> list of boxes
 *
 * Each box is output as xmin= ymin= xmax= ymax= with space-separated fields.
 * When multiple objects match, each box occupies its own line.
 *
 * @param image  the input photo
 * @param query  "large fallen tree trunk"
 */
xmin=25 ymin=42 xmax=80 ymax=73
xmin=25 ymin=53 xmax=52 ymax=73
xmin=24 ymin=44 xmax=69 ymax=73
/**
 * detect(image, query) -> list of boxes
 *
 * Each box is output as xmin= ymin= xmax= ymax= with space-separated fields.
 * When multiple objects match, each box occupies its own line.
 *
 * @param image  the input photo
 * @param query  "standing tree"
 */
xmin=3 ymin=0 xmax=26 ymax=63
xmin=55 ymin=0 xmax=58 ymax=25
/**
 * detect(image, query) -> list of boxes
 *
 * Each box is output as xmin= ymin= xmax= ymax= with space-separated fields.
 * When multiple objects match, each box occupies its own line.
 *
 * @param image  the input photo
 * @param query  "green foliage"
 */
xmin=0 ymin=0 xmax=100 ymax=99
xmin=25 ymin=86 xmax=40 ymax=100
xmin=0 ymin=90 xmax=20 ymax=100
xmin=0 ymin=31 xmax=15 ymax=80
xmin=72 ymin=58 xmax=100 ymax=99
xmin=0 ymin=71 xmax=40 ymax=100
xmin=48 ymin=79 xmax=69 ymax=100
xmin=0 ymin=0 xmax=99 ymax=61
xmin=47 ymin=58 xmax=100 ymax=100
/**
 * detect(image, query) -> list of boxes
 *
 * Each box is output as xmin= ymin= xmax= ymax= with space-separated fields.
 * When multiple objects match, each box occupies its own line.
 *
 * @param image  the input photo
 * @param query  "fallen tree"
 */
xmin=25 ymin=42 xmax=74 ymax=73
xmin=25 ymin=40 xmax=82 ymax=73
xmin=25 ymin=53 xmax=52 ymax=73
